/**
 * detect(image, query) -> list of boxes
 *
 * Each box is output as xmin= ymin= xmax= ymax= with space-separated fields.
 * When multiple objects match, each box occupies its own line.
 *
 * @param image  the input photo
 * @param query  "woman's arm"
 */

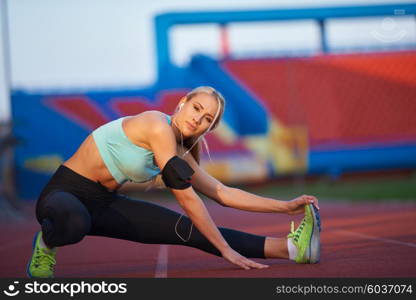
xmin=170 ymin=187 xmax=228 ymax=252
xmin=144 ymin=112 xmax=267 ymax=269
xmin=217 ymin=187 xmax=319 ymax=215
xmin=182 ymin=152 xmax=319 ymax=214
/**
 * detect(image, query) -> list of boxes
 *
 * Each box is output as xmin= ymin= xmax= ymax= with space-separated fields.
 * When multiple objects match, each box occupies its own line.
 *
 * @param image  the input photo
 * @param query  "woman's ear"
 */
xmin=176 ymin=98 xmax=185 ymax=112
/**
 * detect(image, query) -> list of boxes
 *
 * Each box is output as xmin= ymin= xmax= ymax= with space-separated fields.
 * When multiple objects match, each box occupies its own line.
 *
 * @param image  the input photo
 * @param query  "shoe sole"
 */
xmin=26 ymin=231 xmax=40 ymax=278
xmin=308 ymin=204 xmax=321 ymax=264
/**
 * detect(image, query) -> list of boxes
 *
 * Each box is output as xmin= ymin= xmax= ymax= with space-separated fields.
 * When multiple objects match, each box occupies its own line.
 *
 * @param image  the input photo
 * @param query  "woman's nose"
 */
xmin=193 ymin=114 xmax=202 ymax=124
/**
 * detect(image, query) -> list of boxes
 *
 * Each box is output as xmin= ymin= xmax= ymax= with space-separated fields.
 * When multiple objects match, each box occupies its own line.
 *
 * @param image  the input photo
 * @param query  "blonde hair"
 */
xmin=178 ymin=86 xmax=225 ymax=164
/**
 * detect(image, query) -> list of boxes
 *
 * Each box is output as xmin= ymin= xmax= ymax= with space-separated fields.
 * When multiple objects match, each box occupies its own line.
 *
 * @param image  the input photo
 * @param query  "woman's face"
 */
xmin=175 ymin=93 xmax=219 ymax=138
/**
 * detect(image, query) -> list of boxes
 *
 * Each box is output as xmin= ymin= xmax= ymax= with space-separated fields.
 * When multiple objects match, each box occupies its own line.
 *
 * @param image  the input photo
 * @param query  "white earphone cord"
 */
xmin=173 ymin=123 xmax=194 ymax=242
xmin=173 ymin=99 xmax=221 ymax=243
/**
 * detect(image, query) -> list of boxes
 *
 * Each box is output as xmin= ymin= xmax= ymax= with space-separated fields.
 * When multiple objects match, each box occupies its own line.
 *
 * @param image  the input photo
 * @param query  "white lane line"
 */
xmin=154 ymin=245 xmax=169 ymax=278
xmin=335 ymin=229 xmax=416 ymax=248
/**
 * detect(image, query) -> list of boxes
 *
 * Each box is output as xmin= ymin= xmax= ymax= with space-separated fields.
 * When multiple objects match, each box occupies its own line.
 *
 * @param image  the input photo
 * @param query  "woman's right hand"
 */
xmin=221 ymin=247 xmax=269 ymax=270
xmin=285 ymin=194 xmax=319 ymax=215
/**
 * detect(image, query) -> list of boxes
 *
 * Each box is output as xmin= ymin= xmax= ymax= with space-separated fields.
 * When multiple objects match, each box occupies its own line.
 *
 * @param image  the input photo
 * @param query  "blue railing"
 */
xmin=154 ymin=3 xmax=416 ymax=79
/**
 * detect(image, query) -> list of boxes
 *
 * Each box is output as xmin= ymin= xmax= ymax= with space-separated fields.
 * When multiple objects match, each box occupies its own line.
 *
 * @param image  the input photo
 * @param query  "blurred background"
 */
xmin=1 ymin=0 xmax=416 ymax=220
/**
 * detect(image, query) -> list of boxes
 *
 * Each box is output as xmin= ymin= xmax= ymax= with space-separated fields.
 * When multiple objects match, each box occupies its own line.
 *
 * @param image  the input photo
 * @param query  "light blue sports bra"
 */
xmin=92 ymin=114 xmax=171 ymax=184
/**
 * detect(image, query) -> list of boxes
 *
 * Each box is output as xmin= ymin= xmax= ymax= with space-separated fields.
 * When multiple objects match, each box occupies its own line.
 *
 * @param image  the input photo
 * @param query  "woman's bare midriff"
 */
xmin=63 ymin=134 xmax=121 ymax=191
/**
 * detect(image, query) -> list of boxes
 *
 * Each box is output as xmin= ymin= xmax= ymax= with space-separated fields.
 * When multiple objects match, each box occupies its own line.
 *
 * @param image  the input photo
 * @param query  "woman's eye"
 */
xmin=206 ymin=117 xmax=213 ymax=123
xmin=194 ymin=105 xmax=200 ymax=111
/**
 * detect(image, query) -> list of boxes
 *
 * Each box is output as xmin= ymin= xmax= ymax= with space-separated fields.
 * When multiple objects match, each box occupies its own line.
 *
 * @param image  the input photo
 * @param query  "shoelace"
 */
xmin=34 ymin=248 xmax=56 ymax=271
xmin=288 ymin=218 xmax=306 ymax=243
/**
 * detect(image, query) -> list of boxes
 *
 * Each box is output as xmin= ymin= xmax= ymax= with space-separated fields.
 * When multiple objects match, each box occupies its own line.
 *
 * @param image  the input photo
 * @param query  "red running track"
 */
xmin=1 ymin=201 xmax=415 ymax=278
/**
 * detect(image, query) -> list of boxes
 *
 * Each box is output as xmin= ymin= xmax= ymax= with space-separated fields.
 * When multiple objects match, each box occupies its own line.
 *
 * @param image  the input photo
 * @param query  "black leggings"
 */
xmin=35 ymin=165 xmax=266 ymax=258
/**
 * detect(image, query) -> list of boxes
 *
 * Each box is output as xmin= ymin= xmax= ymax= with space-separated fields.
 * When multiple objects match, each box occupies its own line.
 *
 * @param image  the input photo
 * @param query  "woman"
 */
xmin=27 ymin=86 xmax=321 ymax=278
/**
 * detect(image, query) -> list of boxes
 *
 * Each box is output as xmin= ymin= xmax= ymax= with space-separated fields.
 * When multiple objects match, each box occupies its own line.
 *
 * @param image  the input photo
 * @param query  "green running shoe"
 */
xmin=287 ymin=204 xmax=321 ymax=264
xmin=27 ymin=231 xmax=57 ymax=278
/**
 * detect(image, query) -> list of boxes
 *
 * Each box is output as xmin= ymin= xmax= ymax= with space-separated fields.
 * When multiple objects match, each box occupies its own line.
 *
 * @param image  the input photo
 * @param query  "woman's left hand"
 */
xmin=284 ymin=195 xmax=319 ymax=215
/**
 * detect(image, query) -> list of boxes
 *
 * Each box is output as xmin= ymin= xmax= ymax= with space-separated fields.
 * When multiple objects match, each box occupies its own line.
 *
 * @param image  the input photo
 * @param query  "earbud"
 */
xmin=178 ymin=103 xmax=184 ymax=111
